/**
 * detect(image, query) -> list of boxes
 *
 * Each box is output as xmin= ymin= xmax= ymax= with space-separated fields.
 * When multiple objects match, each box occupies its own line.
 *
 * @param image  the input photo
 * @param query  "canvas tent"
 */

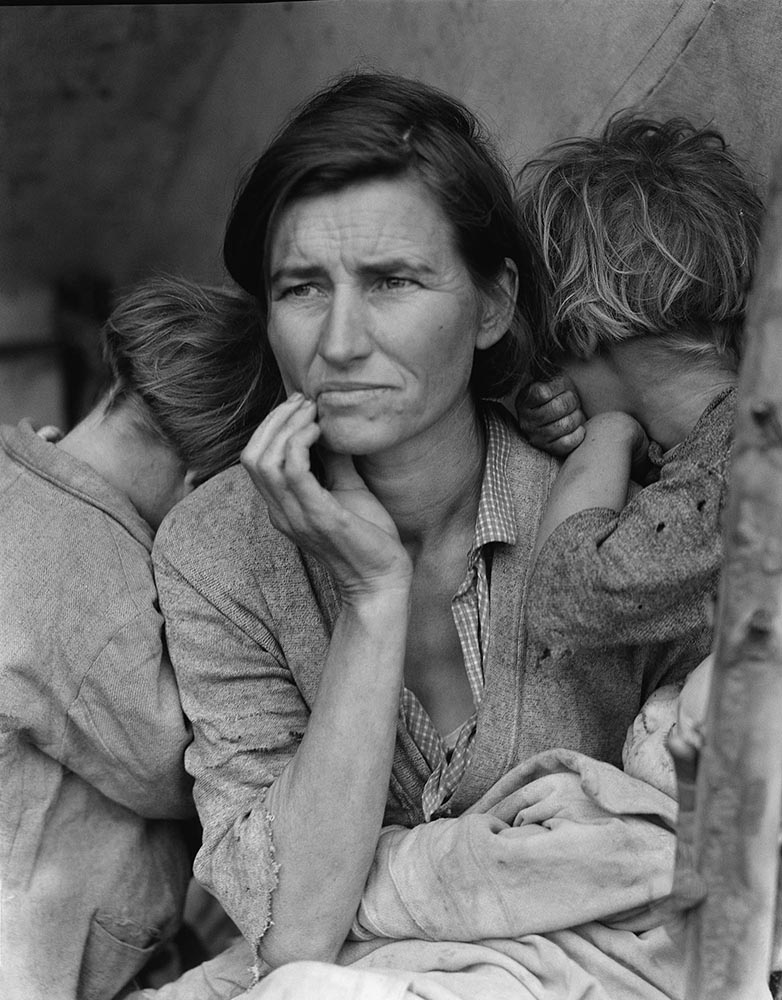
xmin=2 ymin=2 xmax=782 ymax=994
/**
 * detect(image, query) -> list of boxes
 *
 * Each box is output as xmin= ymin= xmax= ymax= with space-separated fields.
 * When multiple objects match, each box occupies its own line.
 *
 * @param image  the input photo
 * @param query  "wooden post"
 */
xmin=684 ymin=147 xmax=782 ymax=999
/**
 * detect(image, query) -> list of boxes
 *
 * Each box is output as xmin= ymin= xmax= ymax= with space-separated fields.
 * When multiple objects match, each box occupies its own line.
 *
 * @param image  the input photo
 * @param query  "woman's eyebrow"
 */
xmin=270 ymin=264 xmax=323 ymax=285
xmin=357 ymin=257 xmax=437 ymax=277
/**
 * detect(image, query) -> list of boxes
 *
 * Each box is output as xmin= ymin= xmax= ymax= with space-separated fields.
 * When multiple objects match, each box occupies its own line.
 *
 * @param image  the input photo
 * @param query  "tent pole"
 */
xmin=683 ymin=146 xmax=782 ymax=999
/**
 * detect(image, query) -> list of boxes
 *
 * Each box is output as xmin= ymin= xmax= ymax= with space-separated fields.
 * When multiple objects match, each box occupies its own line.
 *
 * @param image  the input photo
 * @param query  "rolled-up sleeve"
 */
xmin=354 ymin=753 xmax=678 ymax=943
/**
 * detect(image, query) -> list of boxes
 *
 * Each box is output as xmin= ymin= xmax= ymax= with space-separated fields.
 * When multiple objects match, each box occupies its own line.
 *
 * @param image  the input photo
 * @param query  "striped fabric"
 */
xmin=401 ymin=410 xmax=517 ymax=820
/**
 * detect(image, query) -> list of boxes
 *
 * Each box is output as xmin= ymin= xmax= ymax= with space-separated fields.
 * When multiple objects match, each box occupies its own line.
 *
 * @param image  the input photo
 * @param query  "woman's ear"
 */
xmin=475 ymin=258 xmax=519 ymax=349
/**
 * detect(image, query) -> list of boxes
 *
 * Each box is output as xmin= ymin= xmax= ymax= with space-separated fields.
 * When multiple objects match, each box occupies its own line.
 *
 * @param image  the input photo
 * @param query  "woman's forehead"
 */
xmin=269 ymin=176 xmax=460 ymax=271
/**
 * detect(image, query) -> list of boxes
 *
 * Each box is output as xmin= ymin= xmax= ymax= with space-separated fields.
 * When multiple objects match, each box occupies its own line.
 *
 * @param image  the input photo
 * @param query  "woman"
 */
xmin=151 ymin=74 xmax=711 ymax=999
xmin=0 ymin=275 xmax=276 ymax=1000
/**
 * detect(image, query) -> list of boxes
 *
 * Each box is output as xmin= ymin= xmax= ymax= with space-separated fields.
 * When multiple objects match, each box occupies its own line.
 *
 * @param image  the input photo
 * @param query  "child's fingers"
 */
xmin=518 ymin=409 xmax=586 ymax=457
xmin=533 ymin=408 xmax=586 ymax=442
xmin=520 ymin=374 xmax=577 ymax=407
xmin=516 ymin=382 xmax=584 ymax=448
xmin=534 ymin=388 xmax=582 ymax=422
xmin=542 ymin=425 xmax=587 ymax=457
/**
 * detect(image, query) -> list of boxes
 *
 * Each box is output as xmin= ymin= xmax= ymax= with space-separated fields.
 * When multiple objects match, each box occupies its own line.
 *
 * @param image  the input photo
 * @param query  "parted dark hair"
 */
xmin=103 ymin=275 xmax=283 ymax=483
xmin=223 ymin=70 xmax=536 ymax=398
xmin=516 ymin=111 xmax=764 ymax=377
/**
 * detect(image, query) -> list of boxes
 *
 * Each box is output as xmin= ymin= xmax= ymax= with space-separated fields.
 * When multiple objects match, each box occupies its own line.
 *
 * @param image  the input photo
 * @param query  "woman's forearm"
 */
xmin=259 ymin=584 xmax=410 ymax=967
xmin=354 ymin=757 xmax=678 ymax=943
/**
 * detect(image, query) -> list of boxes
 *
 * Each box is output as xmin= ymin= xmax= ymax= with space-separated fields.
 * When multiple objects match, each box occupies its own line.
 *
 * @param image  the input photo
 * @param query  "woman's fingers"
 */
xmin=240 ymin=394 xmax=411 ymax=593
xmin=319 ymin=449 xmax=368 ymax=492
xmin=242 ymin=393 xmax=312 ymax=468
xmin=243 ymin=396 xmax=318 ymax=489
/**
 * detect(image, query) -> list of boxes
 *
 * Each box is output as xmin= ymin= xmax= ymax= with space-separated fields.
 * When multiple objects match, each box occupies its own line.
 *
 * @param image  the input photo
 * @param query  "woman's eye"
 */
xmin=380 ymin=276 xmax=415 ymax=291
xmin=286 ymin=283 xmax=316 ymax=298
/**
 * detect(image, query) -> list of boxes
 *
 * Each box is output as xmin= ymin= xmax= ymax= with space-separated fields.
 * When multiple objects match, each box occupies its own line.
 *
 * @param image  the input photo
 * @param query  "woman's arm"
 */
xmin=157 ymin=394 xmax=414 ymax=969
xmin=237 ymin=395 xmax=414 ymax=967
xmin=352 ymin=753 xmax=678 ymax=943
xmin=260 ymin=589 xmax=408 ymax=966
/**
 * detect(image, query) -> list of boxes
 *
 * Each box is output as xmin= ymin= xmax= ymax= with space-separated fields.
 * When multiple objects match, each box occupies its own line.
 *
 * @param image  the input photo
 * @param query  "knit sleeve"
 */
xmin=526 ymin=447 xmax=727 ymax=649
xmin=153 ymin=510 xmax=310 ymax=955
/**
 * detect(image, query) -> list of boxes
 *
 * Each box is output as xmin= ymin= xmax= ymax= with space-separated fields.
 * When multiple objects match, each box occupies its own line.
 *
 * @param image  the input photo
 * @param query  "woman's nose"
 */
xmin=317 ymin=288 xmax=372 ymax=364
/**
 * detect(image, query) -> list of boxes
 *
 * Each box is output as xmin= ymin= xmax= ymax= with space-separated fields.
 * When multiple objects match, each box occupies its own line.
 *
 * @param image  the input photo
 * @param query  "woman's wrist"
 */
xmin=339 ymin=573 xmax=413 ymax=613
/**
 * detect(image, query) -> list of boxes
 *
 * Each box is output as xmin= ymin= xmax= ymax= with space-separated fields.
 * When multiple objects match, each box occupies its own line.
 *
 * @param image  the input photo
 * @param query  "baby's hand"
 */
xmin=667 ymin=655 xmax=713 ymax=800
xmin=515 ymin=374 xmax=586 ymax=457
xmin=673 ymin=654 xmax=713 ymax=752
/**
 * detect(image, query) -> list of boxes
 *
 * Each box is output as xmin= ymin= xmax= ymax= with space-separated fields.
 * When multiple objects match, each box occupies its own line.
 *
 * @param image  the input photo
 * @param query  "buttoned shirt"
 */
xmin=401 ymin=409 xmax=516 ymax=820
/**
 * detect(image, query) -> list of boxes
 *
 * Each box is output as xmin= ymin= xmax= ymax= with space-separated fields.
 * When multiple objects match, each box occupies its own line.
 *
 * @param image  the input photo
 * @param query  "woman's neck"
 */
xmin=354 ymin=395 xmax=486 ymax=558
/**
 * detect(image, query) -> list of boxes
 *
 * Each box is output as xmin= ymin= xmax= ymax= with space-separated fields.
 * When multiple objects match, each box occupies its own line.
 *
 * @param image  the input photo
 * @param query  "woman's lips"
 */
xmin=315 ymin=384 xmax=391 ymax=404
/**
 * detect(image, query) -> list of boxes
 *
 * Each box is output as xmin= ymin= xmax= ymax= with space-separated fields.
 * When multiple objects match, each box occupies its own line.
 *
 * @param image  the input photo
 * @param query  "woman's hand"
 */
xmin=241 ymin=393 xmax=412 ymax=598
xmin=513 ymin=771 xmax=613 ymax=828
xmin=515 ymin=374 xmax=586 ymax=457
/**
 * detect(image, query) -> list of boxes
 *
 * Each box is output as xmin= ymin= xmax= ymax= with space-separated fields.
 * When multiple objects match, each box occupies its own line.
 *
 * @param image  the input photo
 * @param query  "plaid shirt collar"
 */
xmin=467 ymin=404 xmax=517 ymax=562
xmin=404 ymin=405 xmax=518 ymax=819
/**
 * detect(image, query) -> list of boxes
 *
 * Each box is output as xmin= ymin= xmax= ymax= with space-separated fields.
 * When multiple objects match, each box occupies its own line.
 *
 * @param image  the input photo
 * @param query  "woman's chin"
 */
xmin=317 ymin=415 xmax=394 ymax=457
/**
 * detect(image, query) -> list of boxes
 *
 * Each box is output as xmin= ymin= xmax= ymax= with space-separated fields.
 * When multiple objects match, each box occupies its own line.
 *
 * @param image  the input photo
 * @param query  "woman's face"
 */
xmin=266 ymin=175 xmax=511 ymax=456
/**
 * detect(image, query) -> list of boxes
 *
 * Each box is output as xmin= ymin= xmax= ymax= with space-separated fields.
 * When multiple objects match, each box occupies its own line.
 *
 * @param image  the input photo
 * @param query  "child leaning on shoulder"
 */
xmin=514 ymin=112 xmax=762 ymax=679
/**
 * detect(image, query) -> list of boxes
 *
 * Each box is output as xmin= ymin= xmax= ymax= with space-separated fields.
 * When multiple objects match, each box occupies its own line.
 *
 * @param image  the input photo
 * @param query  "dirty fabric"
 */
xmin=152 ymin=405 xmax=710 ymax=953
xmin=158 ymin=748 xmax=700 ymax=1000
xmin=0 ymin=421 xmax=194 ymax=1000
xmin=526 ymin=390 xmax=734 ymax=651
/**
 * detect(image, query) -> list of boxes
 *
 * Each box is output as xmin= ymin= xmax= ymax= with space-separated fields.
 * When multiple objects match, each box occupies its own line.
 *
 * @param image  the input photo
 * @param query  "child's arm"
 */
xmin=526 ymin=394 xmax=730 ymax=650
xmin=531 ymin=411 xmax=648 ymax=565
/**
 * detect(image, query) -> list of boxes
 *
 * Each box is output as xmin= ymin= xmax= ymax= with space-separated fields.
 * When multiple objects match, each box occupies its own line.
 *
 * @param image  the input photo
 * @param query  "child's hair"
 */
xmin=516 ymin=111 xmax=764 ymax=378
xmin=102 ymin=275 xmax=283 ymax=483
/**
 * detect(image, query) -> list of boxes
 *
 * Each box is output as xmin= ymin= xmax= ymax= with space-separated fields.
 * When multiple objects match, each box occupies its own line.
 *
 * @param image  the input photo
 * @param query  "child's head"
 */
xmin=102 ymin=275 xmax=284 ymax=485
xmin=516 ymin=112 xmax=763 ymax=379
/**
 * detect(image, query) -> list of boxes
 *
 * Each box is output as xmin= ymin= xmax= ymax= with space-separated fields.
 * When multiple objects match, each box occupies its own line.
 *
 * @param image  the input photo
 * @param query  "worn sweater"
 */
xmin=153 ymin=409 xmax=709 ymax=951
xmin=527 ymin=389 xmax=734 ymax=648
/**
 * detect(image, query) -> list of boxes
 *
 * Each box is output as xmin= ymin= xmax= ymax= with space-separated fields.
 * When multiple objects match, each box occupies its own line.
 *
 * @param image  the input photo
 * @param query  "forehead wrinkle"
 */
xmin=271 ymin=183 xmax=455 ymax=278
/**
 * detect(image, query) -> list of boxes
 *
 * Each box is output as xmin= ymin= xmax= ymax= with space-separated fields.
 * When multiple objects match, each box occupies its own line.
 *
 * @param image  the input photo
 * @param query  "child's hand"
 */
xmin=515 ymin=374 xmax=586 ymax=457
xmin=586 ymin=412 xmax=650 ymax=471
xmin=667 ymin=654 xmax=713 ymax=801
xmin=672 ymin=654 xmax=713 ymax=754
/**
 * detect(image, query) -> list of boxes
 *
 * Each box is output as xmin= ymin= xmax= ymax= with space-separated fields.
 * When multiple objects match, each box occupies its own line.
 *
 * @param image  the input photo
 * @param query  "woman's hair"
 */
xmin=516 ymin=111 xmax=764 ymax=377
xmin=102 ymin=275 xmax=283 ymax=483
xmin=223 ymin=70 xmax=536 ymax=399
